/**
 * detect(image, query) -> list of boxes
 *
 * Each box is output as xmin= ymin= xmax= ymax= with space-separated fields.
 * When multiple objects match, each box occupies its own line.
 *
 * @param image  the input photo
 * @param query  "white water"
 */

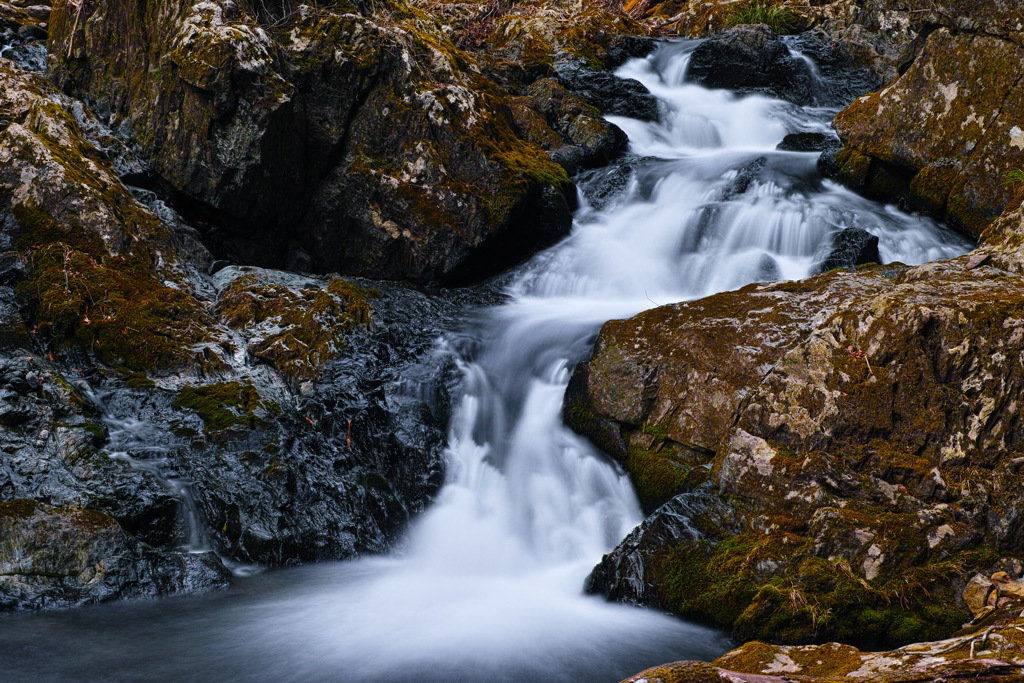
xmin=0 ymin=42 xmax=971 ymax=682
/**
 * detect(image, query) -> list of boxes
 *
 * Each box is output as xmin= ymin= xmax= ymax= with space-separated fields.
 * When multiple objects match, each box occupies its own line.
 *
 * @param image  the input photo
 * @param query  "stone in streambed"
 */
xmin=0 ymin=499 xmax=230 ymax=610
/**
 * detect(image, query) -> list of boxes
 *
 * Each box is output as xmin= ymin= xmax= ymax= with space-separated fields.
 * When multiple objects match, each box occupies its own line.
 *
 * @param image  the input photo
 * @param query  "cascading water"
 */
xmin=0 ymin=41 xmax=971 ymax=682
xmin=87 ymin=389 xmax=210 ymax=553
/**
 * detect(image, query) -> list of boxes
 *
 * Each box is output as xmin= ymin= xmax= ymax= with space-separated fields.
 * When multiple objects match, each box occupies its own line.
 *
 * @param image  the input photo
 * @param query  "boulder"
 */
xmin=833 ymin=27 xmax=1024 ymax=234
xmin=46 ymin=0 xmax=576 ymax=283
xmin=963 ymin=573 xmax=996 ymax=616
xmin=572 ymin=250 xmax=1024 ymax=645
xmin=686 ymin=24 xmax=813 ymax=104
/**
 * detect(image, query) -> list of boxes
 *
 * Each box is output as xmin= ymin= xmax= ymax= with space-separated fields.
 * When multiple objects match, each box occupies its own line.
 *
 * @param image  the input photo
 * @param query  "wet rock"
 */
xmin=833 ymin=27 xmax=1024 ymax=235
xmin=686 ymin=25 xmax=813 ymax=104
xmin=553 ymin=57 xmax=660 ymax=121
xmin=776 ymin=132 xmax=835 ymax=153
xmin=0 ymin=53 xmax=463 ymax=593
xmin=0 ymin=499 xmax=230 ymax=610
xmin=813 ymin=227 xmax=880 ymax=273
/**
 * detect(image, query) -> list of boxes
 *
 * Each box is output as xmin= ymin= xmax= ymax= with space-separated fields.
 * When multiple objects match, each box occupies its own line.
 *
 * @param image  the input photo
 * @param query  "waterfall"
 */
xmin=0 ymin=41 xmax=971 ymax=683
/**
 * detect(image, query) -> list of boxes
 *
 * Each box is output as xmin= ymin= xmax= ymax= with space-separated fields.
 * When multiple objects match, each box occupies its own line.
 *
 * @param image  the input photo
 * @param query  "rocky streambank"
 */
xmin=560 ymin=0 xmax=1024 ymax=676
xmin=3 ymin=0 xmax=1024 ymax=678
xmin=0 ymin=0 xmax=662 ymax=609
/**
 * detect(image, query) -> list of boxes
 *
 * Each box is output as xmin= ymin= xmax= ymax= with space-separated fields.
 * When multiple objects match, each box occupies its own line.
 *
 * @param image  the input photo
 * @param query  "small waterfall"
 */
xmin=0 ymin=41 xmax=972 ymax=682
xmin=220 ymin=41 xmax=968 ymax=680
xmin=86 ymin=388 xmax=210 ymax=552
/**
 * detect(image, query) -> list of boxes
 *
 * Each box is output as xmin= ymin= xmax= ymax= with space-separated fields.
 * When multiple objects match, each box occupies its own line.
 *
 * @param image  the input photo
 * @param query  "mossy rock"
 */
xmin=172 ymin=381 xmax=279 ymax=435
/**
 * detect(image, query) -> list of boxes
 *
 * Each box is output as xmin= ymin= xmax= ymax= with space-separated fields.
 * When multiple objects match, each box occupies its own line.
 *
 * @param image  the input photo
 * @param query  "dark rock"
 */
xmin=0 ymin=499 xmax=231 ymax=610
xmin=776 ymin=132 xmax=835 ymax=153
xmin=575 ymin=157 xmax=647 ymax=212
xmin=47 ymin=1 xmax=574 ymax=283
xmin=814 ymin=228 xmax=880 ymax=273
xmin=553 ymin=57 xmax=660 ymax=121
xmin=601 ymin=35 xmax=658 ymax=69
xmin=15 ymin=25 xmax=44 ymax=41
xmin=686 ymin=25 xmax=813 ymax=104
xmin=783 ymin=31 xmax=888 ymax=108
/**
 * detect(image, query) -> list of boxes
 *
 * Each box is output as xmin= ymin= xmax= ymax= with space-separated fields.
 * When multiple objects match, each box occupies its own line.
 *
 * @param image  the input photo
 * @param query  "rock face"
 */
xmin=572 ymin=248 xmax=1024 ymax=645
xmin=0 ymin=52 xmax=459 ymax=606
xmin=46 ymin=0 xmax=579 ymax=282
xmin=833 ymin=27 xmax=1024 ymax=234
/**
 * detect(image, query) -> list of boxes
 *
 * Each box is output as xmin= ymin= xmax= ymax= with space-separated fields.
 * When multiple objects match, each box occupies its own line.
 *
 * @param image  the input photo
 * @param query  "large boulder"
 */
xmin=833 ymin=27 xmax=1024 ymax=235
xmin=571 ymin=246 xmax=1024 ymax=645
xmin=46 ymin=0 xmax=576 ymax=282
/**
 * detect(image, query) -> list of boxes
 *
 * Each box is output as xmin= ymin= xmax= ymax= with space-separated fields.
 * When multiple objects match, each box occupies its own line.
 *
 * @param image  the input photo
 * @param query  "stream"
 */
xmin=0 ymin=41 xmax=971 ymax=682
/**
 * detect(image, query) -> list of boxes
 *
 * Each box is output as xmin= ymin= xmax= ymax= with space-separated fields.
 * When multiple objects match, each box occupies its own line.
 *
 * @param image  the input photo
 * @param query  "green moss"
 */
xmin=122 ymin=370 xmax=157 ymax=389
xmin=216 ymin=275 xmax=374 ymax=382
xmin=14 ymin=201 xmax=218 ymax=374
xmin=83 ymin=420 xmax=105 ymax=439
xmin=626 ymin=440 xmax=711 ymax=513
xmin=0 ymin=499 xmax=41 ymax=519
xmin=650 ymin=525 xmax=978 ymax=647
xmin=172 ymin=381 xmax=277 ymax=435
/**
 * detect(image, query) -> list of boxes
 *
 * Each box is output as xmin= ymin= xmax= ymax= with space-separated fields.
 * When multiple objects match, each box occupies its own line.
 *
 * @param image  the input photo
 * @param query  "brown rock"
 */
xmin=46 ymin=0 xmax=576 ymax=282
xmin=833 ymin=28 xmax=1024 ymax=234
xmin=964 ymin=574 xmax=996 ymax=616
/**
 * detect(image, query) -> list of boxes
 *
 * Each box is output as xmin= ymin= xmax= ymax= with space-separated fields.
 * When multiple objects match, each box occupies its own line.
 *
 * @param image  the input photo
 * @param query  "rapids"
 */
xmin=0 ymin=41 xmax=971 ymax=682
